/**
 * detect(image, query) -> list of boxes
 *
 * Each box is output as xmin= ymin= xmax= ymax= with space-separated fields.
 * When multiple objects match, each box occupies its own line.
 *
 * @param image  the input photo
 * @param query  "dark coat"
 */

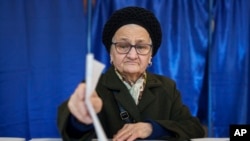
xmin=57 ymin=66 xmax=205 ymax=141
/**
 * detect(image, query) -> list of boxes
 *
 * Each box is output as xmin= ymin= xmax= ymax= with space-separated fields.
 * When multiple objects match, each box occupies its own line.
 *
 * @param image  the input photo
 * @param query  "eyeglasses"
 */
xmin=112 ymin=42 xmax=152 ymax=55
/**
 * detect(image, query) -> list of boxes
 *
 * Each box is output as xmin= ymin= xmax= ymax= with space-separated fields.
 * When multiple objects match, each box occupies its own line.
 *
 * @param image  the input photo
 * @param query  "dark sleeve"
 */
xmin=57 ymin=100 xmax=96 ymax=141
xmin=144 ymin=119 xmax=174 ymax=139
xmin=66 ymin=114 xmax=94 ymax=138
xmin=156 ymin=81 xmax=205 ymax=140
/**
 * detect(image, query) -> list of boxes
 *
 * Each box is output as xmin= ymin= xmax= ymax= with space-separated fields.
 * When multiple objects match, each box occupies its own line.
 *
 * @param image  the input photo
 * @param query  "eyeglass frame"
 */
xmin=111 ymin=42 xmax=153 ymax=55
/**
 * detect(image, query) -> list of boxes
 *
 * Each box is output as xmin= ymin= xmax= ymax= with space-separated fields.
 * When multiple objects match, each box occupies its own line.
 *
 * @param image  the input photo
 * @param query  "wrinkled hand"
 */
xmin=68 ymin=83 xmax=103 ymax=124
xmin=113 ymin=122 xmax=153 ymax=141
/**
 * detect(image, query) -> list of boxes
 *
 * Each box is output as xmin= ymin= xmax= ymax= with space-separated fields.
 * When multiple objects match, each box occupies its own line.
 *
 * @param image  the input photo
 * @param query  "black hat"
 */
xmin=102 ymin=6 xmax=162 ymax=56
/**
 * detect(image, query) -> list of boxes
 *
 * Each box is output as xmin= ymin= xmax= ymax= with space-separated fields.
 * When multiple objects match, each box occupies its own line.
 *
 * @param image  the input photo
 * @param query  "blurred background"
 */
xmin=0 ymin=0 xmax=249 ymax=140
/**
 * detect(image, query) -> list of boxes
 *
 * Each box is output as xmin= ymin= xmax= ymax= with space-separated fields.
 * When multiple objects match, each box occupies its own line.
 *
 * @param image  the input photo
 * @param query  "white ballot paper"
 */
xmin=85 ymin=53 xmax=108 ymax=141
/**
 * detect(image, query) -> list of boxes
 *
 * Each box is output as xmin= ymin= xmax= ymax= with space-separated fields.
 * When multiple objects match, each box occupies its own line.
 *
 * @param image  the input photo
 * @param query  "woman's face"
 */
xmin=110 ymin=24 xmax=152 ymax=77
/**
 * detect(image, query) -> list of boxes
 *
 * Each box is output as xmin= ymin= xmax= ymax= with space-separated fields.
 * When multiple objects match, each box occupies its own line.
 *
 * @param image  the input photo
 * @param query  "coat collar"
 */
xmin=100 ymin=66 xmax=163 ymax=121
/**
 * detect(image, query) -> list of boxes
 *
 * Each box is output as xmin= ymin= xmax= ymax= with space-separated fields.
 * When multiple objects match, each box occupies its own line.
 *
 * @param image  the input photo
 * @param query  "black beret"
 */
xmin=102 ymin=6 xmax=162 ymax=57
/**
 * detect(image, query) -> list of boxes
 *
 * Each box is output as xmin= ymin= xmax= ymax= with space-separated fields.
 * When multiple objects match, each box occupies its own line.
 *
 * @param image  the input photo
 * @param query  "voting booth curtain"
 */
xmin=0 ymin=0 xmax=249 ymax=139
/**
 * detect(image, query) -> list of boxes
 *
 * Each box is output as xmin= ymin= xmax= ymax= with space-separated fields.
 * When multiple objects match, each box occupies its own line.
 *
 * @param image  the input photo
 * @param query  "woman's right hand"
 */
xmin=67 ymin=83 xmax=103 ymax=124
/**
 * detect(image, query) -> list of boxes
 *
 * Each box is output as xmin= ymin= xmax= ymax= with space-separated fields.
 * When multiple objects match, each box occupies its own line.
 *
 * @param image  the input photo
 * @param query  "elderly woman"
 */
xmin=57 ymin=6 xmax=205 ymax=141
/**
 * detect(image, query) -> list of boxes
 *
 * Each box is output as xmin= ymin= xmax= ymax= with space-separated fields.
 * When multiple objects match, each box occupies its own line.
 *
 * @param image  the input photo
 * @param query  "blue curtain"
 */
xmin=0 ymin=0 xmax=88 ymax=138
xmin=0 ymin=0 xmax=249 ymax=139
xmin=208 ymin=0 xmax=250 ymax=137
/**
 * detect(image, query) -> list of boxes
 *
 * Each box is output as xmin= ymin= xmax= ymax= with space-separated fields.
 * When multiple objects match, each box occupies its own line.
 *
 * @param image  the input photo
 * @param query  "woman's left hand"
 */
xmin=113 ymin=122 xmax=152 ymax=141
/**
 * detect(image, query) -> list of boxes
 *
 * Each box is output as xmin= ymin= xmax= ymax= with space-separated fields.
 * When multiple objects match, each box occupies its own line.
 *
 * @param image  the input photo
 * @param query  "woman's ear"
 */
xmin=148 ymin=56 xmax=152 ymax=66
xmin=110 ymin=55 xmax=113 ymax=64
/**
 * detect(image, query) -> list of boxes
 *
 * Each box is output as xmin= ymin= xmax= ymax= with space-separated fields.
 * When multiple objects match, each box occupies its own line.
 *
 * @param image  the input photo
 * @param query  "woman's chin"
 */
xmin=123 ymin=67 xmax=140 ymax=74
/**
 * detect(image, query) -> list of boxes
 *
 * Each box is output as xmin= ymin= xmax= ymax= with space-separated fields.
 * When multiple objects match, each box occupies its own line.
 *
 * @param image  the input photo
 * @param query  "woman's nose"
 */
xmin=127 ymin=47 xmax=138 ymax=57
